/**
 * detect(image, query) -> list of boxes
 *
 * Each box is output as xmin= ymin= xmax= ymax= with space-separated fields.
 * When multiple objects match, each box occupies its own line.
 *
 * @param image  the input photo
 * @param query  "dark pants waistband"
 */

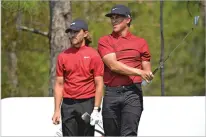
xmin=63 ymin=97 xmax=94 ymax=105
xmin=105 ymin=83 xmax=141 ymax=92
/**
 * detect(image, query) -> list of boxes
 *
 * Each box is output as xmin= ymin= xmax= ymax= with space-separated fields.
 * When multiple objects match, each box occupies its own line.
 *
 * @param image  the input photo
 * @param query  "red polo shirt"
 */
xmin=56 ymin=45 xmax=104 ymax=99
xmin=97 ymin=31 xmax=151 ymax=87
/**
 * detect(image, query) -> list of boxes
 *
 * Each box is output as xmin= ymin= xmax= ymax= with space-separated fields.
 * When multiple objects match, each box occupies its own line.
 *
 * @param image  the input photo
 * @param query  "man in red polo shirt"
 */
xmin=98 ymin=5 xmax=154 ymax=136
xmin=52 ymin=19 xmax=104 ymax=136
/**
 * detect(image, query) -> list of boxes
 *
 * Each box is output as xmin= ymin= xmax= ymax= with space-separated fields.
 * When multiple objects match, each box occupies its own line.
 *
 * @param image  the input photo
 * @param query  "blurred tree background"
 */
xmin=1 ymin=1 xmax=205 ymax=98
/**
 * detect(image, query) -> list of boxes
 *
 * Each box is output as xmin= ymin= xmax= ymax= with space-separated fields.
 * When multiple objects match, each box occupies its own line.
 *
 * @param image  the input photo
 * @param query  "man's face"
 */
xmin=110 ymin=14 xmax=131 ymax=33
xmin=67 ymin=29 xmax=86 ymax=48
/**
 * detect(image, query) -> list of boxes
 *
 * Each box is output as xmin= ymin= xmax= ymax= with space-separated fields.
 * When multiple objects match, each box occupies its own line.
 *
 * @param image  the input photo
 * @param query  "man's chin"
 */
xmin=71 ymin=40 xmax=78 ymax=45
xmin=71 ymin=42 xmax=77 ymax=45
xmin=113 ymin=28 xmax=120 ymax=33
xmin=72 ymin=43 xmax=81 ymax=48
xmin=112 ymin=26 xmax=119 ymax=32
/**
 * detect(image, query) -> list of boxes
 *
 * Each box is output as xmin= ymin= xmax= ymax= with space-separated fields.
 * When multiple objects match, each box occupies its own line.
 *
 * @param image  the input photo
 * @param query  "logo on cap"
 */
xmin=112 ymin=8 xmax=118 ymax=11
xmin=71 ymin=22 xmax=75 ymax=25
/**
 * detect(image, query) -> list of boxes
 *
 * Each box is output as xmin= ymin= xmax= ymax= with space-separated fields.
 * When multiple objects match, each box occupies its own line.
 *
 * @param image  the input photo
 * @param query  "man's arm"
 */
xmin=141 ymin=39 xmax=153 ymax=81
xmin=102 ymin=53 xmax=143 ymax=76
xmin=54 ymin=76 xmax=64 ymax=112
xmin=90 ymin=55 xmax=104 ymax=108
xmin=142 ymin=61 xmax=151 ymax=71
xmin=90 ymin=75 xmax=104 ymax=126
xmin=98 ymin=37 xmax=142 ymax=76
xmin=98 ymin=37 xmax=151 ymax=81
xmin=142 ymin=61 xmax=153 ymax=81
xmin=89 ymin=55 xmax=104 ymax=126
xmin=94 ymin=76 xmax=104 ymax=108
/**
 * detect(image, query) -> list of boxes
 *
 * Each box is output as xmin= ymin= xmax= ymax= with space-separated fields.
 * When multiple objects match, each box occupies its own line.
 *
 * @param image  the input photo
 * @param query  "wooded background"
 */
xmin=1 ymin=1 xmax=205 ymax=98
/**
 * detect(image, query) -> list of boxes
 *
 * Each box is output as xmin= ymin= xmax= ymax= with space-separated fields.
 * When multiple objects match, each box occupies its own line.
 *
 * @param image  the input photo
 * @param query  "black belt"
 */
xmin=63 ymin=97 xmax=94 ymax=105
xmin=105 ymin=83 xmax=141 ymax=92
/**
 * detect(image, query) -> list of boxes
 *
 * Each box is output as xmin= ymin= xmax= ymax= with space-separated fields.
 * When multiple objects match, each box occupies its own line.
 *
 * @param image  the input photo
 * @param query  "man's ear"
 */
xmin=126 ymin=18 xmax=131 ymax=24
xmin=84 ymin=30 xmax=89 ymax=38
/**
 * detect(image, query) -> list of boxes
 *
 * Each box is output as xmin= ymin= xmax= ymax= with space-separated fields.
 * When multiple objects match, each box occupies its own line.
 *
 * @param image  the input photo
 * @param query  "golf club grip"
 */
xmin=141 ymin=67 xmax=159 ymax=86
xmin=82 ymin=112 xmax=104 ymax=135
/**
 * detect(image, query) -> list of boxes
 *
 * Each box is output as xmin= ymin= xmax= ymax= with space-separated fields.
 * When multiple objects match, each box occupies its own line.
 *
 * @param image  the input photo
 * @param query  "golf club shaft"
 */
xmin=153 ymin=28 xmax=194 ymax=75
xmin=141 ymin=27 xmax=195 ymax=86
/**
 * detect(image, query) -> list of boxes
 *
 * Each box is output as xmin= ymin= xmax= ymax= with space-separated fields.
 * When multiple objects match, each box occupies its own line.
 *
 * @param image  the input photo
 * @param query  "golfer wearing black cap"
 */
xmin=52 ymin=19 xmax=104 ymax=136
xmin=98 ymin=5 xmax=154 ymax=136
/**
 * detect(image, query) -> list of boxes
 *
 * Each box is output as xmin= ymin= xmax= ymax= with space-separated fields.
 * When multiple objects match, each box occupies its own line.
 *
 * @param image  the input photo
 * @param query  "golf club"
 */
xmin=81 ymin=112 xmax=105 ymax=136
xmin=141 ymin=15 xmax=200 ymax=86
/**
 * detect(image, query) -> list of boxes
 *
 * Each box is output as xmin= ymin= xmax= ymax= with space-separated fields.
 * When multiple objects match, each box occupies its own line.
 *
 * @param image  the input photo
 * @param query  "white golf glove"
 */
xmin=90 ymin=107 xmax=101 ymax=126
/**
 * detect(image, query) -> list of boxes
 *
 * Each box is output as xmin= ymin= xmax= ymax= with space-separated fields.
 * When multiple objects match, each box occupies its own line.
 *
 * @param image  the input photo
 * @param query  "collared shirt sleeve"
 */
xmin=56 ymin=54 xmax=64 ymax=77
xmin=97 ymin=37 xmax=115 ymax=58
xmin=141 ymin=39 xmax=151 ymax=61
xmin=90 ymin=55 xmax=104 ymax=77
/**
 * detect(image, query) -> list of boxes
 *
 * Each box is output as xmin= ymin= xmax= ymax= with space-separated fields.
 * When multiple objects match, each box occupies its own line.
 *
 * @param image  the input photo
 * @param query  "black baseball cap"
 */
xmin=105 ymin=5 xmax=131 ymax=18
xmin=65 ymin=19 xmax=88 ymax=33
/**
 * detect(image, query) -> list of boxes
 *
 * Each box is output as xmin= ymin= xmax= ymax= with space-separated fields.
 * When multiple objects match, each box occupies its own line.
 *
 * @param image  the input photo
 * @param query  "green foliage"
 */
xmin=1 ymin=1 xmax=205 ymax=98
xmin=1 ymin=1 xmax=50 ymax=98
xmin=1 ymin=1 xmax=43 ymax=14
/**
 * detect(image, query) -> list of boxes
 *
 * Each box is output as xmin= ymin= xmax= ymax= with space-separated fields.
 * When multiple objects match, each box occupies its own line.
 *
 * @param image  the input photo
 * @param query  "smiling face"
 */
xmin=110 ymin=14 xmax=131 ymax=33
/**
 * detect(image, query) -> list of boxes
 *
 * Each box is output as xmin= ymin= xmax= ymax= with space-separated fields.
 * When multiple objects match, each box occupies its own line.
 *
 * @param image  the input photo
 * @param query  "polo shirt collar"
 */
xmin=71 ymin=45 xmax=88 ymax=50
xmin=111 ymin=31 xmax=132 ymax=39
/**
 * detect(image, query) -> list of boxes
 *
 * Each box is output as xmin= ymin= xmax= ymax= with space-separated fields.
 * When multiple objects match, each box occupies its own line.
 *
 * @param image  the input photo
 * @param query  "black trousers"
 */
xmin=102 ymin=83 xmax=143 ymax=136
xmin=61 ymin=97 xmax=95 ymax=136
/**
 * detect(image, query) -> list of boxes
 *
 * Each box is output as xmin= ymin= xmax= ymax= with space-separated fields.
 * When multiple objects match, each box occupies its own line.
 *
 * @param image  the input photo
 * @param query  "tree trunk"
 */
xmin=7 ymin=8 xmax=22 ymax=97
xmin=7 ymin=41 xmax=18 ymax=97
xmin=201 ymin=0 xmax=206 ymax=27
xmin=160 ymin=0 xmax=165 ymax=96
xmin=48 ymin=1 xmax=72 ymax=96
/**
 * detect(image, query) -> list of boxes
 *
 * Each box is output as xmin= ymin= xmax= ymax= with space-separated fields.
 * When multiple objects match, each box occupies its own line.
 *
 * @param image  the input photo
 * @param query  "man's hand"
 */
xmin=52 ymin=110 xmax=61 ymax=125
xmin=140 ymin=70 xmax=154 ymax=83
xmin=141 ymin=61 xmax=154 ymax=83
xmin=90 ymin=109 xmax=101 ymax=126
